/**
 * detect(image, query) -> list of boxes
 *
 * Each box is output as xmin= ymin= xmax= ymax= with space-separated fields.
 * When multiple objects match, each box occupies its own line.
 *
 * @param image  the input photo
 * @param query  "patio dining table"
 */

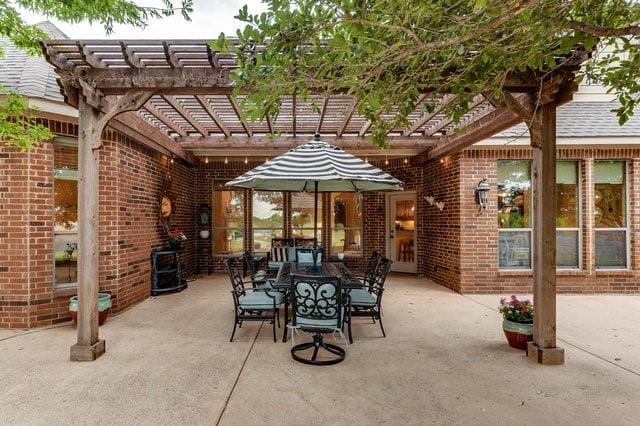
xmin=273 ymin=262 xmax=364 ymax=342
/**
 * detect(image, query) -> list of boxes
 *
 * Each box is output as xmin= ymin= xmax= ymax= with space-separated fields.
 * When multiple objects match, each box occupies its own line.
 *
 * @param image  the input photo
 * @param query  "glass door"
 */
xmin=387 ymin=193 xmax=417 ymax=273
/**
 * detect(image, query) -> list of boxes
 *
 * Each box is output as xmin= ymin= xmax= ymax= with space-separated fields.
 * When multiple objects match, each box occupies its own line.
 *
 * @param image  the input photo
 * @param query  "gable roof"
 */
xmin=0 ymin=21 xmax=66 ymax=102
xmin=497 ymin=101 xmax=640 ymax=139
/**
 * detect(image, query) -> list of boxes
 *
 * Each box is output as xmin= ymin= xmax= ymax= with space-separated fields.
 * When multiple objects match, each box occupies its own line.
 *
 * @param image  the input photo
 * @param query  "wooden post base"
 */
xmin=526 ymin=342 xmax=564 ymax=365
xmin=70 ymin=340 xmax=106 ymax=361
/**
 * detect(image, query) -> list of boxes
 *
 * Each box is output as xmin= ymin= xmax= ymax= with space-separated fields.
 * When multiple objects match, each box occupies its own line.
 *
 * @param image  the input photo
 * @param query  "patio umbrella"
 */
xmin=226 ymin=134 xmax=404 ymax=246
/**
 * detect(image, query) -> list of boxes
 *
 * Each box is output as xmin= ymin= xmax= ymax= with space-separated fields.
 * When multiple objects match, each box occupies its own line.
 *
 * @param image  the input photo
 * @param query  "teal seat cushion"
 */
xmin=240 ymin=291 xmax=283 ymax=310
xmin=349 ymin=289 xmax=377 ymax=307
xmin=295 ymin=317 xmax=340 ymax=329
xmin=297 ymin=251 xmax=322 ymax=264
xmin=255 ymin=279 xmax=275 ymax=290
xmin=253 ymin=270 xmax=268 ymax=282
xmin=268 ymin=261 xmax=284 ymax=269
xmin=286 ymin=246 xmax=297 ymax=261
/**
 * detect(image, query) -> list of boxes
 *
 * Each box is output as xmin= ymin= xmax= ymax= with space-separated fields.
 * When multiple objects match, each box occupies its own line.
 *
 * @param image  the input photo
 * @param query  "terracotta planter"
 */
xmin=69 ymin=293 xmax=112 ymax=326
xmin=502 ymin=318 xmax=533 ymax=350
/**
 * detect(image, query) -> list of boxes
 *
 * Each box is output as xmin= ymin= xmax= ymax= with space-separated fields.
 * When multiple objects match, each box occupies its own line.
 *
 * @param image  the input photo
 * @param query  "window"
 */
xmin=53 ymin=141 xmax=79 ymax=287
xmin=252 ymin=191 xmax=284 ymax=253
xmin=498 ymin=160 xmax=531 ymax=269
xmin=291 ymin=192 xmax=323 ymax=243
xmin=556 ymin=161 xmax=580 ymax=268
xmin=594 ymin=161 xmax=628 ymax=269
xmin=213 ymin=186 xmax=244 ymax=255
xmin=330 ymin=193 xmax=362 ymax=255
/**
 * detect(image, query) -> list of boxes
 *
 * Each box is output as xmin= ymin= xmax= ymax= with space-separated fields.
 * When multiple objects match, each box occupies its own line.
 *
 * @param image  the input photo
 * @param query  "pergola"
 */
xmin=41 ymin=38 xmax=589 ymax=364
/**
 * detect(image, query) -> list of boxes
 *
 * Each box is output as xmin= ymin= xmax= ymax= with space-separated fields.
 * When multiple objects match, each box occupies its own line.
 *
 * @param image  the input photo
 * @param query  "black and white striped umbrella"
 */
xmin=226 ymin=135 xmax=403 ymax=245
xmin=226 ymin=136 xmax=404 ymax=192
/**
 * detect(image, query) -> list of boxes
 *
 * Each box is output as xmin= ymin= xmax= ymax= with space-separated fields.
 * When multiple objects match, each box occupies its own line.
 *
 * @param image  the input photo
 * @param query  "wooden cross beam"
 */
xmin=163 ymin=96 xmax=210 ymax=136
xmin=316 ymin=97 xmax=329 ymax=133
xmin=337 ymin=98 xmax=358 ymax=137
xmin=195 ymin=95 xmax=230 ymax=137
xmin=403 ymin=94 xmax=456 ymax=136
xmin=143 ymin=101 xmax=188 ymax=137
xmin=227 ymin=95 xmax=252 ymax=136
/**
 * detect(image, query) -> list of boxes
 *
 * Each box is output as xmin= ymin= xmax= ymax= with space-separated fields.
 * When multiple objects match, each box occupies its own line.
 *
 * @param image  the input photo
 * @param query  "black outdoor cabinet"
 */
xmin=150 ymin=248 xmax=188 ymax=295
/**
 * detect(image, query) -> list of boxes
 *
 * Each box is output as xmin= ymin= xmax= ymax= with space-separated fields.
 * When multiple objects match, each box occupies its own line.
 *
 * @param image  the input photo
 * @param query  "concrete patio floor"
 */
xmin=1 ymin=274 xmax=639 ymax=425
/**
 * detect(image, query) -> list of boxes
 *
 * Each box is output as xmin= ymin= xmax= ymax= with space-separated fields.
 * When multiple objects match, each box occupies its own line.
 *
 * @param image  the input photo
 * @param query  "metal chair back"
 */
xmin=224 ymin=257 xmax=246 ymax=300
xmin=371 ymin=257 xmax=392 ymax=304
xmin=290 ymin=274 xmax=343 ymax=331
xmin=363 ymin=250 xmax=381 ymax=291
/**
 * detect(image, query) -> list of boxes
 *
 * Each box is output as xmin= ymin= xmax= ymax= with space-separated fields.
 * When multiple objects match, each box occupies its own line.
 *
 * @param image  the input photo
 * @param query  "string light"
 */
xmin=224 ymin=157 xmax=228 ymax=164
xmin=170 ymin=156 xmax=174 ymax=164
xmin=384 ymin=156 xmax=389 ymax=166
xmin=244 ymin=157 xmax=248 ymax=165
xmin=440 ymin=158 xmax=444 ymax=164
xmin=205 ymin=157 xmax=209 ymax=164
xmin=403 ymin=158 xmax=409 ymax=165
xmin=265 ymin=157 xmax=270 ymax=163
xmin=365 ymin=156 xmax=369 ymax=164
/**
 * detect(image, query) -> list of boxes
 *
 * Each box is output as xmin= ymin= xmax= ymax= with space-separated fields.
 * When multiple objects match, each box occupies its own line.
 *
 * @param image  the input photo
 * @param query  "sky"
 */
xmin=19 ymin=0 xmax=267 ymax=39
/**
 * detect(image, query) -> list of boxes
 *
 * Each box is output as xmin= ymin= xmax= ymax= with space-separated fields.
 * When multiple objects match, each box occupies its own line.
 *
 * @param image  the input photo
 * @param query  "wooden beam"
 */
xmin=419 ymin=107 xmax=522 ymax=161
xmin=316 ymin=97 xmax=329 ymax=133
xmin=265 ymin=113 xmax=273 ymax=134
xmin=179 ymin=134 xmax=436 ymax=149
xmin=227 ymin=95 xmax=252 ymax=136
xmin=404 ymin=94 xmax=455 ymax=136
xmin=195 ymin=96 xmax=230 ymax=137
xmin=70 ymin=95 xmax=105 ymax=361
xmin=358 ymin=120 xmax=372 ymax=137
xmin=162 ymin=41 xmax=179 ymax=68
xmin=337 ymin=98 xmax=358 ymax=137
xmin=424 ymin=96 xmax=485 ymax=137
xmin=143 ymin=101 xmax=188 ymax=137
xmin=292 ymin=92 xmax=297 ymax=137
xmin=161 ymin=95 xmax=209 ymax=137
xmin=527 ymin=102 xmax=564 ymax=365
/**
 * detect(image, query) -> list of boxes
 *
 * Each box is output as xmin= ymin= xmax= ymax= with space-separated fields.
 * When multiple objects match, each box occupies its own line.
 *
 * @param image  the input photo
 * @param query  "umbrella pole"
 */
xmin=313 ymin=181 xmax=318 ymax=248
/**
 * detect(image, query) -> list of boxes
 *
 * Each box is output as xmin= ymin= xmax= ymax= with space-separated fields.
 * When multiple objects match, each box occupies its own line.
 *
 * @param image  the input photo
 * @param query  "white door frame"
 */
xmin=386 ymin=191 xmax=418 ymax=273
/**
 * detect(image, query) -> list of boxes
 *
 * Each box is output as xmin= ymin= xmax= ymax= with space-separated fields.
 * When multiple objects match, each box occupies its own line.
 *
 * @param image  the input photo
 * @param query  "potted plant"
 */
xmin=499 ymin=295 xmax=534 ymax=350
xmin=69 ymin=292 xmax=112 ymax=326
xmin=167 ymin=228 xmax=187 ymax=249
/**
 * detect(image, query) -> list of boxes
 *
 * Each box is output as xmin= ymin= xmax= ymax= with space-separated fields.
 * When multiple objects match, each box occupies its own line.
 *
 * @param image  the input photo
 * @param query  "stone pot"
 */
xmin=502 ymin=318 xmax=533 ymax=350
xmin=69 ymin=292 xmax=113 ymax=326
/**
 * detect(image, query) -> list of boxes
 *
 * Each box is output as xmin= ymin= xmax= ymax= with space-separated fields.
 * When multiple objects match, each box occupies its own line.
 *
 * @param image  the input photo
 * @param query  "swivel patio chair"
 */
xmin=347 ymin=257 xmax=392 ymax=342
xmin=225 ymin=257 xmax=283 ymax=343
xmin=289 ymin=275 xmax=347 ymax=365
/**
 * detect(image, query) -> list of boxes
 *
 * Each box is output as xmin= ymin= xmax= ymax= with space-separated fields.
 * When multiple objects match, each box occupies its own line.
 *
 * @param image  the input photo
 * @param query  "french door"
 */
xmin=386 ymin=192 xmax=417 ymax=273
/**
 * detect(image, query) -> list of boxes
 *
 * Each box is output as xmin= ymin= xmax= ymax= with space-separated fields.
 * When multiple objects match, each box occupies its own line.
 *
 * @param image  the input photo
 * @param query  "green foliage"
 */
xmin=0 ymin=0 xmax=193 ymax=150
xmin=216 ymin=0 xmax=640 ymax=147
xmin=0 ymin=90 xmax=53 ymax=150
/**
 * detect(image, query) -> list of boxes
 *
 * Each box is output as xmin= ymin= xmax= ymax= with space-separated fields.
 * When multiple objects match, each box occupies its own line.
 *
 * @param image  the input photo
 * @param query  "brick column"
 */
xmin=630 ymin=159 xmax=640 ymax=270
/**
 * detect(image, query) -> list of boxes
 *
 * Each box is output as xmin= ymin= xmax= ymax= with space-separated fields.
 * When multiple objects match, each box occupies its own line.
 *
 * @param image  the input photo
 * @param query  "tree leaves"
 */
xmin=218 ymin=0 xmax=640 ymax=148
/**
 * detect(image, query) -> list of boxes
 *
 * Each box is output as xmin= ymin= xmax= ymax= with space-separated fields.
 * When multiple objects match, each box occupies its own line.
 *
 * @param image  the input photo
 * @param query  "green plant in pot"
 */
xmin=499 ymin=295 xmax=534 ymax=350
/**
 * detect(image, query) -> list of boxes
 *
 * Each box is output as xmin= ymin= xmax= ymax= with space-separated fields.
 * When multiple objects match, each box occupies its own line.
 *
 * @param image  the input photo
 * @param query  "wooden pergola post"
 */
xmin=527 ymin=102 xmax=564 ymax=365
xmin=70 ymin=94 xmax=105 ymax=361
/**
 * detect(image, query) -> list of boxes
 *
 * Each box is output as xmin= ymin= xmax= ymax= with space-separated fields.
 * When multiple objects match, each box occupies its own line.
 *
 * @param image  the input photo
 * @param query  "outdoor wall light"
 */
xmin=475 ymin=179 xmax=491 ymax=213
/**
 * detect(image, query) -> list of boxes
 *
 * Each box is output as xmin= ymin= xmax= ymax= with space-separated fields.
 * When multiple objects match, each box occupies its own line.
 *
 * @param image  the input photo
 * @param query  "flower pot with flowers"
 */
xmin=499 ymin=295 xmax=534 ymax=350
xmin=167 ymin=228 xmax=187 ymax=250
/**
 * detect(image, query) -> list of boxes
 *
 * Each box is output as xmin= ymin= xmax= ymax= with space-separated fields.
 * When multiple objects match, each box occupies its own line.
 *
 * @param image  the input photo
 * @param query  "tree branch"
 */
xmin=566 ymin=20 xmax=640 ymax=37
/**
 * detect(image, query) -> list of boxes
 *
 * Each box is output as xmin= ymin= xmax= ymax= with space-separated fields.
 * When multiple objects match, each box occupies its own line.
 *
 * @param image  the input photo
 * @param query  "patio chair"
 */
xmin=355 ymin=250 xmax=381 ymax=291
xmin=225 ymin=257 xmax=283 ymax=343
xmin=267 ymin=238 xmax=296 ymax=276
xmin=295 ymin=247 xmax=323 ymax=265
xmin=347 ymin=257 xmax=392 ymax=342
xmin=242 ymin=251 xmax=272 ymax=289
xmin=289 ymin=274 xmax=347 ymax=365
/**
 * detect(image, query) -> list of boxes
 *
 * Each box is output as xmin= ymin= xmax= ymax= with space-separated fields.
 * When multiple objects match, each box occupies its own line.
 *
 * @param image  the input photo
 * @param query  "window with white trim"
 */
xmin=594 ymin=161 xmax=628 ymax=269
xmin=498 ymin=160 xmax=532 ymax=269
xmin=212 ymin=186 xmax=244 ymax=255
xmin=53 ymin=140 xmax=79 ymax=288
xmin=330 ymin=192 xmax=362 ymax=256
xmin=252 ymin=191 xmax=284 ymax=253
xmin=291 ymin=192 xmax=323 ymax=243
xmin=556 ymin=161 xmax=581 ymax=269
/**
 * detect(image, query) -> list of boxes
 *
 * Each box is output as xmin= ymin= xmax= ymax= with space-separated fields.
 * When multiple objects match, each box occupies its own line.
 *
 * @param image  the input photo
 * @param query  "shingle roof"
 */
xmin=0 ymin=21 xmax=66 ymax=102
xmin=498 ymin=101 xmax=640 ymax=138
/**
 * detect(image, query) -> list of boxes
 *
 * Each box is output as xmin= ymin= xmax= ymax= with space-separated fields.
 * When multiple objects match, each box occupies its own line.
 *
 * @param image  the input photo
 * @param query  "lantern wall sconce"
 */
xmin=475 ymin=179 xmax=491 ymax=213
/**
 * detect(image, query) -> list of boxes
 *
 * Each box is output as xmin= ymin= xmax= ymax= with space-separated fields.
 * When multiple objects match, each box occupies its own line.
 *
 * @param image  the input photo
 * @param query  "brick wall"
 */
xmin=0 ymin=119 xmax=195 ymax=329
xmin=456 ymin=147 xmax=640 ymax=294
